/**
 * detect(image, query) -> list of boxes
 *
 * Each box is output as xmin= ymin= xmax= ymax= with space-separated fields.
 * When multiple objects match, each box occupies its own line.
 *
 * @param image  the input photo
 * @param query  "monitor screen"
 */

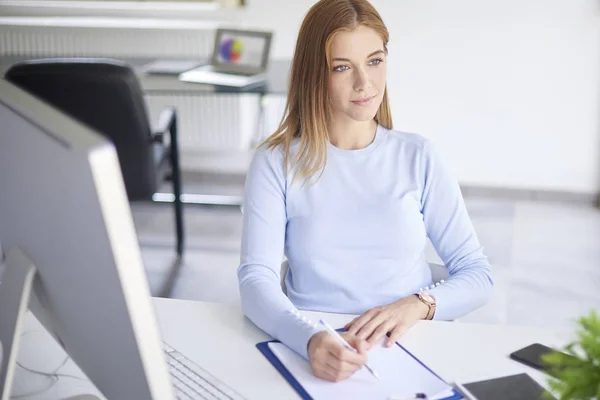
xmin=214 ymin=30 xmax=271 ymax=69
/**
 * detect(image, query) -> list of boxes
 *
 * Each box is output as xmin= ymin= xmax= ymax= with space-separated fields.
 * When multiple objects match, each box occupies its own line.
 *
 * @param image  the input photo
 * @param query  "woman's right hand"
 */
xmin=307 ymin=331 xmax=371 ymax=382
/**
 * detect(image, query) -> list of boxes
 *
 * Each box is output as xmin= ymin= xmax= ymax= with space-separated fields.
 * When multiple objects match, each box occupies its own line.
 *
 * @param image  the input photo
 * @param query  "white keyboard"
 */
xmin=163 ymin=342 xmax=247 ymax=400
xmin=178 ymin=65 xmax=266 ymax=88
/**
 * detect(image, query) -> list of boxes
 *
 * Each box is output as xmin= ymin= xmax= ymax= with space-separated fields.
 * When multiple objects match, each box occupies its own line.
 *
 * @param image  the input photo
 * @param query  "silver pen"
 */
xmin=318 ymin=319 xmax=380 ymax=380
xmin=387 ymin=393 xmax=428 ymax=400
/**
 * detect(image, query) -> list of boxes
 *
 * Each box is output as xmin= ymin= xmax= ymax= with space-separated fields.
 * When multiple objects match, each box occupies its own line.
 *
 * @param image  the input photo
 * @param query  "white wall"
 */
xmin=236 ymin=0 xmax=600 ymax=194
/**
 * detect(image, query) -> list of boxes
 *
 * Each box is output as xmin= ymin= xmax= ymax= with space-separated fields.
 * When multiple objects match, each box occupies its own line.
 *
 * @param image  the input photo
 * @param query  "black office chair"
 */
xmin=5 ymin=58 xmax=185 ymax=278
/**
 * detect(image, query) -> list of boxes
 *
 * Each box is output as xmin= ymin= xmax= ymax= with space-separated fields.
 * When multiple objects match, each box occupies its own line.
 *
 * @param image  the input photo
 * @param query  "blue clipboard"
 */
xmin=257 ymin=337 xmax=464 ymax=400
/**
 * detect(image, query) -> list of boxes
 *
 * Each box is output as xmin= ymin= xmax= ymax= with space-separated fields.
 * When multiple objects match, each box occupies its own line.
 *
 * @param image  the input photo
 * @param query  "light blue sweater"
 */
xmin=238 ymin=124 xmax=493 ymax=359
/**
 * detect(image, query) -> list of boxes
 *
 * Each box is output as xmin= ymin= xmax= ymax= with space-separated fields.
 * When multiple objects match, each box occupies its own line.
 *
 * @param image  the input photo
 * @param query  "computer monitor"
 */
xmin=211 ymin=28 xmax=272 ymax=74
xmin=0 ymin=78 xmax=175 ymax=399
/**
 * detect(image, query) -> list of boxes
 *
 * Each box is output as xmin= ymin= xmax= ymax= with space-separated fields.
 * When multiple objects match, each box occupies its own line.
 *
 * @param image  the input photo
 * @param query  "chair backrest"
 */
xmin=428 ymin=262 xmax=449 ymax=283
xmin=281 ymin=259 xmax=290 ymax=294
xmin=5 ymin=58 xmax=158 ymax=200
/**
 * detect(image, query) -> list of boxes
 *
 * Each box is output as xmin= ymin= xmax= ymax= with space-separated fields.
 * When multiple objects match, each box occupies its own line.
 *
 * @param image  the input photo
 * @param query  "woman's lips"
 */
xmin=351 ymin=96 xmax=375 ymax=106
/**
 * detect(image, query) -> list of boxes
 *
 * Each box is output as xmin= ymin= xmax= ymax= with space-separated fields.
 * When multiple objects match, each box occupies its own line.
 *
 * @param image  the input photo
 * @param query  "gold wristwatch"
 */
xmin=415 ymin=292 xmax=436 ymax=320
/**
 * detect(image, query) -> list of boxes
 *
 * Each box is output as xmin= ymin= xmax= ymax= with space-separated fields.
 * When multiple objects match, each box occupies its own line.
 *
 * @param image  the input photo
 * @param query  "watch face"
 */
xmin=421 ymin=293 xmax=435 ymax=304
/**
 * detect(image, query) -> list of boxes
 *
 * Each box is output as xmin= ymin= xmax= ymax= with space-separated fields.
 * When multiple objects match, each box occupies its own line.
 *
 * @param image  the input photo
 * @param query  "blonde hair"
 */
xmin=262 ymin=0 xmax=393 ymax=185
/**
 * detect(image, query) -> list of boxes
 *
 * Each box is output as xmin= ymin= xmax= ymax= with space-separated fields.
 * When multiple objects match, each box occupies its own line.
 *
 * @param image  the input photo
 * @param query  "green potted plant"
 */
xmin=542 ymin=309 xmax=600 ymax=400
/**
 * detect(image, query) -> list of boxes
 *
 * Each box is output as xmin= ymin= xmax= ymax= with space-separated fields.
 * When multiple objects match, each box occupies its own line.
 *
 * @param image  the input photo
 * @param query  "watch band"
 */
xmin=415 ymin=293 xmax=436 ymax=320
xmin=425 ymin=301 xmax=436 ymax=320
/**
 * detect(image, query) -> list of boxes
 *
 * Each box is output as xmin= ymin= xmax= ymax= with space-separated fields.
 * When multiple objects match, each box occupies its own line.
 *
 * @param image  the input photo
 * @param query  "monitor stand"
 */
xmin=0 ymin=246 xmax=37 ymax=400
xmin=0 ymin=248 xmax=101 ymax=400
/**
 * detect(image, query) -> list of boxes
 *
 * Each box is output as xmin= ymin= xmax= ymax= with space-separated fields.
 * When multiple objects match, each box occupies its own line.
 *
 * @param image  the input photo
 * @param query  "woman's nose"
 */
xmin=353 ymin=68 xmax=371 ymax=92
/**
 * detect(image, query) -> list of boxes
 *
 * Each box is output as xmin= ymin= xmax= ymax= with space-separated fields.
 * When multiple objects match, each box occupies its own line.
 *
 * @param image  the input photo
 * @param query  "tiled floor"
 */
xmin=131 ymin=193 xmax=600 ymax=339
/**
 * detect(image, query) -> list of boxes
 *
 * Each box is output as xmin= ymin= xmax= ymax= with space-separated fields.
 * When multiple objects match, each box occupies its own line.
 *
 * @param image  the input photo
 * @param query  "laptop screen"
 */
xmin=213 ymin=29 xmax=272 ymax=72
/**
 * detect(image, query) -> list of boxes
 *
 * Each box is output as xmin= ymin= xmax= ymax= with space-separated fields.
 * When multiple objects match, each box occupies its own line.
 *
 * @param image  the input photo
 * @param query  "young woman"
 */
xmin=238 ymin=0 xmax=493 ymax=382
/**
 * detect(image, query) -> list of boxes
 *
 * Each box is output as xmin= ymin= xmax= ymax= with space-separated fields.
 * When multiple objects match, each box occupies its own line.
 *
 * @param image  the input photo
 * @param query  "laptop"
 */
xmin=179 ymin=28 xmax=273 ymax=87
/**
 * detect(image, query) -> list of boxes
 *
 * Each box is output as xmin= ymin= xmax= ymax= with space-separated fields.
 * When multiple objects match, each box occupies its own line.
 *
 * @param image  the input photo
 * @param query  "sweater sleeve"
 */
xmin=418 ymin=140 xmax=494 ymax=320
xmin=237 ymin=146 xmax=321 ymax=360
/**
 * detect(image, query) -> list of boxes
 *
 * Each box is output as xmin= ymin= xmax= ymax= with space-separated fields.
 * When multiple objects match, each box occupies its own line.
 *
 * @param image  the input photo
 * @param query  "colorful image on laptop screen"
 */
xmin=217 ymin=34 xmax=266 ymax=68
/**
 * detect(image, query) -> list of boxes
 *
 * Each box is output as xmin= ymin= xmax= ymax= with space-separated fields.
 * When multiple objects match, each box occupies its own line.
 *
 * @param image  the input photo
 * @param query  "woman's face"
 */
xmin=328 ymin=25 xmax=387 ymax=123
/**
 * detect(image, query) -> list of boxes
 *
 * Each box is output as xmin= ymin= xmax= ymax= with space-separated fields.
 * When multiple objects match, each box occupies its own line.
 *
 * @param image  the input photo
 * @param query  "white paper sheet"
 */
xmin=268 ymin=340 xmax=456 ymax=400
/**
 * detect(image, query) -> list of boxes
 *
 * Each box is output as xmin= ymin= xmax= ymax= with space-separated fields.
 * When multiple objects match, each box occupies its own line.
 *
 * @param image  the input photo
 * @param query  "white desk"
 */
xmin=12 ymin=297 xmax=569 ymax=399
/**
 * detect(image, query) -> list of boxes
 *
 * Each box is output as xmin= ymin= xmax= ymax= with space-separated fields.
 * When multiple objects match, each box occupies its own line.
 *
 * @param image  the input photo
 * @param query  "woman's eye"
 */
xmin=369 ymin=58 xmax=384 ymax=66
xmin=333 ymin=65 xmax=349 ymax=72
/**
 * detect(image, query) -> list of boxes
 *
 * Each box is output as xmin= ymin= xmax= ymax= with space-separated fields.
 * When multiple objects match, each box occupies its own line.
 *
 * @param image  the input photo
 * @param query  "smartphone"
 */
xmin=459 ymin=373 xmax=556 ymax=400
xmin=509 ymin=343 xmax=577 ymax=376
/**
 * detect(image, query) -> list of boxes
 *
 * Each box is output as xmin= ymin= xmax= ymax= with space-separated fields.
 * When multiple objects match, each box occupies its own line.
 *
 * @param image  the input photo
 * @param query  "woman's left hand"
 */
xmin=344 ymin=295 xmax=430 ymax=348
